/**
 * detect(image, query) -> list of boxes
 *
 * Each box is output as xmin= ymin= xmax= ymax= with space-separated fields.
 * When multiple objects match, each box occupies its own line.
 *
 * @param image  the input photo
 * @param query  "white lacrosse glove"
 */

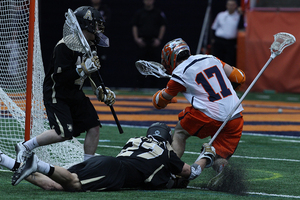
xmin=196 ymin=143 xmax=216 ymax=168
xmin=188 ymin=163 xmax=202 ymax=180
xmin=95 ymin=86 xmax=116 ymax=106
xmin=76 ymin=55 xmax=101 ymax=78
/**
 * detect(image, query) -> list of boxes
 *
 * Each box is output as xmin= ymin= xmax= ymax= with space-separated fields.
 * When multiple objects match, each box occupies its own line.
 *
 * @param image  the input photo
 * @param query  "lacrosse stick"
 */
xmin=196 ymin=32 xmax=296 ymax=162
xmin=135 ymin=60 xmax=171 ymax=78
xmin=63 ymin=9 xmax=123 ymax=134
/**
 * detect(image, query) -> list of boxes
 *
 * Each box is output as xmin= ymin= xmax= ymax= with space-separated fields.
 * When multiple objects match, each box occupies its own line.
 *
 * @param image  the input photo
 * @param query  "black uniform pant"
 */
xmin=68 ymin=156 xmax=127 ymax=191
xmin=212 ymin=36 xmax=237 ymax=66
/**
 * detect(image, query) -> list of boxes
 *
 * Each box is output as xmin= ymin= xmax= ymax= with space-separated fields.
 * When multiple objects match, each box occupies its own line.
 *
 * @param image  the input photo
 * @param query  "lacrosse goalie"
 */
xmin=6 ymin=123 xmax=215 ymax=191
xmin=152 ymin=38 xmax=246 ymax=188
xmin=15 ymin=6 xmax=115 ymax=162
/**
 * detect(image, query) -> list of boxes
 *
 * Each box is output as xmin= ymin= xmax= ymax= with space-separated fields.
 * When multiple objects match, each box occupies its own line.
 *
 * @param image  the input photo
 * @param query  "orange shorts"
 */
xmin=178 ymin=106 xmax=244 ymax=159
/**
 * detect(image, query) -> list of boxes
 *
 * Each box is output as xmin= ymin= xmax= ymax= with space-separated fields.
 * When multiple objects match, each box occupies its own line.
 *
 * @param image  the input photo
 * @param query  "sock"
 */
xmin=23 ymin=137 xmax=39 ymax=151
xmin=0 ymin=153 xmax=18 ymax=170
xmin=84 ymin=154 xmax=94 ymax=161
xmin=37 ymin=159 xmax=54 ymax=176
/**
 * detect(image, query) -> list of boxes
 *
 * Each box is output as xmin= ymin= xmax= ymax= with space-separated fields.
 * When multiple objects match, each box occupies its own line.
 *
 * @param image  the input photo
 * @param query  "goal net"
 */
xmin=0 ymin=0 xmax=83 ymax=168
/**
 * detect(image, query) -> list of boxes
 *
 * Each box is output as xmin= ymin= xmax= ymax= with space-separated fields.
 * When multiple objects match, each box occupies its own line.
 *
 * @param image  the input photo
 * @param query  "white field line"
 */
xmin=96 ymin=144 xmax=300 ymax=163
xmin=272 ymin=138 xmax=300 ymax=143
xmin=246 ymin=192 xmax=300 ymax=199
xmin=184 ymin=151 xmax=300 ymax=162
xmin=243 ymin=132 xmax=300 ymax=139
xmin=0 ymin=169 xmax=297 ymax=199
xmin=102 ymin=124 xmax=300 ymax=139
xmin=76 ymin=138 xmax=110 ymax=143
xmin=187 ymin=186 xmax=300 ymax=199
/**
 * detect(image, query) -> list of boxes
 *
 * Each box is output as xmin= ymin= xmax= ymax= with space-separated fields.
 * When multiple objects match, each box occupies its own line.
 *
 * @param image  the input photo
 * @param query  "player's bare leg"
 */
xmin=36 ymin=129 xmax=69 ymax=146
xmin=84 ymin=125 xmax=100 ymax=160
xmin=13 ymin=152 xmax=81 ymax=191
xmin=25 ymin=172 xmax=64 ymax=191
xmin=25 ymin=168 xmax=81 ymax=191
xmin=172 ymin=121 xmax=190 ymax=158
xmin=16 ymin=129 xmax=69 ymax=163
xmin=48 ymin=166 xmax=82 ymax=191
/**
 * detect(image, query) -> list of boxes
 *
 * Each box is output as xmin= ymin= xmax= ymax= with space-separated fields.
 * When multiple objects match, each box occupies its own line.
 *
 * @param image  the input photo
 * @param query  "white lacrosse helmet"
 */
xmin=161 ymin=38 xmax=191 ymax=74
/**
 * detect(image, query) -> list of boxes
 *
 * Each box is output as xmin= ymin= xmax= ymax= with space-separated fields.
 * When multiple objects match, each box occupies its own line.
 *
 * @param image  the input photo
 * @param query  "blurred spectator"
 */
xmin=91 ymin=0 xmax=111 ymax=27
xmin=132 ymin=0 xmax=167 ymax=88
xmin=211 ymin=0 xmax=244 ymax=66
xmin=91 ymin=0 xmax=111 ymax=84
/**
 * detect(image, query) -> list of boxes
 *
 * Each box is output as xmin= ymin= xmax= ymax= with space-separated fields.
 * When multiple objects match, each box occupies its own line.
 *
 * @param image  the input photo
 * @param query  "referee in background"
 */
xmin=211 ymin=0 xmax=244 ymax=66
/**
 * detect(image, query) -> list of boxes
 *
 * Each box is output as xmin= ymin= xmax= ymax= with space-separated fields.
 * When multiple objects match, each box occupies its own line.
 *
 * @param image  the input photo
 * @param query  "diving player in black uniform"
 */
xmin=11 ymin=123 xmax=216 ymax=191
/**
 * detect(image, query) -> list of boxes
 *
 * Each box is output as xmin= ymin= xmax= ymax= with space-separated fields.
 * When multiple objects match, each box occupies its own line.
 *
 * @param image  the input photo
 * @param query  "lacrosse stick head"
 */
xmin=135 ymin=60 xmax=171 ymax=78
xmin=270 ymin=32 xmax=296 ymax=58
xmin=63 ymin=9 xmax=91 ymax=55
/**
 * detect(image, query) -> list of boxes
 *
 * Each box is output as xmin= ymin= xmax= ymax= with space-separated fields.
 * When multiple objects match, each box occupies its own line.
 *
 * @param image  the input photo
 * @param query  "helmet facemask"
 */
xmin=95 ymin=21 xmax=109 ymax=47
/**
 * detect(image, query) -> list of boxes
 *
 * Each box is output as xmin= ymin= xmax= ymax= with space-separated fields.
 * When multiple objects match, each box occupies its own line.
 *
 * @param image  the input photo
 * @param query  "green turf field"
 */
xmin=1 ymin=125 xmax=299 ymax=200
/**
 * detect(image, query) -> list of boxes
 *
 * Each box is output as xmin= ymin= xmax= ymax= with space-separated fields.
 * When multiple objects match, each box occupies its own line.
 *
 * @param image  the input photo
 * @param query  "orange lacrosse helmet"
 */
xmin=161 ymin=38 xmax=191 ymax=74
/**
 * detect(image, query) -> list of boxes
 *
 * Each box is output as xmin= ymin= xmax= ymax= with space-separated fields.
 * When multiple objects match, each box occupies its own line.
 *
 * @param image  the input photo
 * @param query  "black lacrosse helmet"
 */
xmin=74 ymin=6 xmax=109 ymax=47
xmin=146 ymin=122 xmax=173 ymax=144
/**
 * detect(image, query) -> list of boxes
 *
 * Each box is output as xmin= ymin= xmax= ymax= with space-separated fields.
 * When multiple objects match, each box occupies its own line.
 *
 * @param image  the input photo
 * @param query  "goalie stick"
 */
xmin=63 ymin=9 xmax=123 ymax=134
xmin=135 ymin=32 xmax=296 ymax=159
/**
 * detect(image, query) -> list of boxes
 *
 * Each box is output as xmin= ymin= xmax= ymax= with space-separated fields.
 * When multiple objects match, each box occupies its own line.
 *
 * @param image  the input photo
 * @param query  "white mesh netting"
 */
xmin=0 ymin=0 xmax=83 ymax=168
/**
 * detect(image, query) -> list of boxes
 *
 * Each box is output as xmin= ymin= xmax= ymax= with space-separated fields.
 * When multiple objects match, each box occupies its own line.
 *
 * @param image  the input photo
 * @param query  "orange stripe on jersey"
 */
xmin=165 ymin=80 xmax=186 ymax=97
xmin=215 ymin=57 xmax=226 ymax=68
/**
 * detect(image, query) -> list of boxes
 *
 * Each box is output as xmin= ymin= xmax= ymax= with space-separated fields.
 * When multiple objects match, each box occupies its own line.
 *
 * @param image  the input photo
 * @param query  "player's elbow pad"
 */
xmin=152 ymin=89 xmax=172 ymax=109
xmin=228 ymin=67 xmax=246 ymax=89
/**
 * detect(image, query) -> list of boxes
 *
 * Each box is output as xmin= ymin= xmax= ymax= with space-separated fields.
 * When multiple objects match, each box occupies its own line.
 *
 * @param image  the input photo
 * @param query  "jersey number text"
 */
xmin=195 ymin=65 xmax=232 ymax=102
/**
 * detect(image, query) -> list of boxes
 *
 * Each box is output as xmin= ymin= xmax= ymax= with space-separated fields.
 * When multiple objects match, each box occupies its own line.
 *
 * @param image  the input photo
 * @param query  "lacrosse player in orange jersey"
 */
xmin=152 ymin=38 xmax=246 ymax=187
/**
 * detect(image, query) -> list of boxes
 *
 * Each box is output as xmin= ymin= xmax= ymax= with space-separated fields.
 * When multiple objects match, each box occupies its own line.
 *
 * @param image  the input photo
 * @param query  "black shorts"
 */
xmin=45 ymin=96 xmax=100 ymax=138
xmin=68 ymin=156 xmax=127 ymax=191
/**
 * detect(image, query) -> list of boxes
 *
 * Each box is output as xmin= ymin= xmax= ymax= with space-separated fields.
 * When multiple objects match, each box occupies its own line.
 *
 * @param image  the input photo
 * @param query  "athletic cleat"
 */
xmin=207 ymin=165 xmax=231 ymax=190
xmin=15 ymin=142 xmax=31 ymax=163
xmin=12 ymin=152 xmax=38 ymax=186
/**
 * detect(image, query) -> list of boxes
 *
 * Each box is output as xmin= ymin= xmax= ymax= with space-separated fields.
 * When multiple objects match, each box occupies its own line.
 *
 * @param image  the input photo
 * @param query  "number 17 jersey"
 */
xmin=171 ymin=55 xmax=243 ymax=121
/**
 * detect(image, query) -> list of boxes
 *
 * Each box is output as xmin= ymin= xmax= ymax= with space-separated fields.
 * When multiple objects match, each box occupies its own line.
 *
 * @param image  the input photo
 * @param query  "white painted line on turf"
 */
xmin=247 ymin=192 xmax=300 ymax=199
xmin=184 ymin=151 xmax=300 ymax=162
xmin=77 ymin=138 xmax=110 ymax=142
xmin=97 ymin=144 xmax=300 ymax=162
xmin=272 ymin=138 xmax=300 ymax=143
xmin=242 ymin=132 xmax=300 ymax=139
xmin=99 ymin=144 xmax=123 ymax=149
xmin=231 ymin=155 xmax=300 ymax=162
xmin=187 ymin=186 xmax=300 ymax=199
xmin=101 ymin=124 xmax=300 ymax=138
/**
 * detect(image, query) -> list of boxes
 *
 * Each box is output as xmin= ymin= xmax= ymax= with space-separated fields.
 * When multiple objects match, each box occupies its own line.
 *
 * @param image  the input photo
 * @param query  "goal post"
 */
xmin=0 ymin=0 xmax=83 ymax=168
xmin=25 ymin=0 xmax=34 ymax=141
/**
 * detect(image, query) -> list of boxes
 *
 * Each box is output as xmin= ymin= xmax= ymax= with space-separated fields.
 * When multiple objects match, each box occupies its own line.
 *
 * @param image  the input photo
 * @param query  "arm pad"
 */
xmin=152 ymin=89 xmax=174 ymax=109
xmin=228 ymin=67 xmax=246 ymax=89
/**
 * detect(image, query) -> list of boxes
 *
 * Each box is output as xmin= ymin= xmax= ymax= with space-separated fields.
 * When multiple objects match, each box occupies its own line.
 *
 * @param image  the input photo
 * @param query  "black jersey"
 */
xmin=132 ymin=8 xmax=166 ymax=39
xmin=68 ymin=136 xmax=185 ymax=191
xmin=117 ymin=136 xmax=185 ymax=189
xmin=43 ymin=39 xmax=85 ymax=104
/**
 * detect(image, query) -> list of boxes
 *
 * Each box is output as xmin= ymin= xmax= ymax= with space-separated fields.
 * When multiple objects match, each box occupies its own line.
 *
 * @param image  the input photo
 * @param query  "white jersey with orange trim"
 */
xmin=170 ymin=54 xmax=243 ymax=121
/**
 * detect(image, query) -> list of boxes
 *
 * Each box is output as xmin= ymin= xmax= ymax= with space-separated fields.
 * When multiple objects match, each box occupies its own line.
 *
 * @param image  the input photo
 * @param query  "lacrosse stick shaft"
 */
xmin=208 ymin=57 xmax=273 ymax=145
xmin=97 ymin=71 xmax=124 ymax=134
